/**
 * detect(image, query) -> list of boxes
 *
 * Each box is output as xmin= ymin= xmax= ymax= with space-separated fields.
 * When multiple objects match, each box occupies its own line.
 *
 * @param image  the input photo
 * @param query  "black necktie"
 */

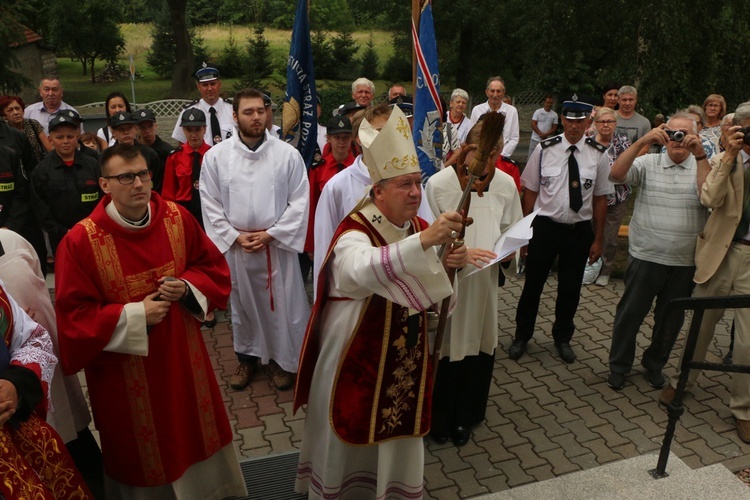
xmin=209 ymin=107 xmax=221 ymax=145
xmin=189 ymin=151 xmax=203 ymax=225
xmin=568 ymin=146 xmax=583 ymax=213
xmin=191 ymin=151 xmax=201 ymax=186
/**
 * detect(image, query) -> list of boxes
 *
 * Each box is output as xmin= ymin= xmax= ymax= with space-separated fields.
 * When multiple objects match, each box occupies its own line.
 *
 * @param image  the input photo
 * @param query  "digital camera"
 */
xmin=740 ymin=126 xmax=750 ymax=146
xmin=665 ymin=130 xmax=685 ymax=142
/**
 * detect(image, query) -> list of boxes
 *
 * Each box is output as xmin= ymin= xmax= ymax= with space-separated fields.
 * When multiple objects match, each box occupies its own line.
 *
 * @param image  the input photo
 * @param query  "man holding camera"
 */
xmin=659 ymin=103 xmax=750 ymax=443
xmin=606 ymin=113 xmax=709 ymax=391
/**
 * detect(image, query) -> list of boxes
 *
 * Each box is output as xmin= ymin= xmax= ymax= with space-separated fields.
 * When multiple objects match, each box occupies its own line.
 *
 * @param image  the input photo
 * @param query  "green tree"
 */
xmin=0 ymin=1 xmax=32 ymax=94
xmin=48 ymin=0 xmax=125 ymax=82
xmin=330 ymin=29 xmax=359 ymax=80
xmin=240 ymin=27 xmax=273 ymax=88
xmin=310 ymin=0 xmax=355 ymax=31
xmin=311 ymin=30 xmax=335 ymax=80
xmin=146 ymin=3 xmax=207 ymax=92
xmin=187 ymin=0 xmax=219 ymax=25
xmin=359 ymin=34 xmax=380 ymax=80
xmin=217 ymin=27 xmax=245 ymax=78
xmin=165 ymin=0 xmax=195 ymax=97
xmin=383 ymin=31 xmax=411 ymax=83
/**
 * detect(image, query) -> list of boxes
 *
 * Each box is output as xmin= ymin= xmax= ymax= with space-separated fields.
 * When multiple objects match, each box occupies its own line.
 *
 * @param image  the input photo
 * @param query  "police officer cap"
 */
xmin=135 ymin=108 xmax=157 ymax=123
xmin=48 ymin=113 xmax=80 ymax=131
xmin=194 ymin=63 xmax=220 ymax=82
xmin=180 ymin=108 xmax=207 ymax=127
xmin=388 ymin=95 xmax=413 ymax=118
xmin=326 ymin=116 xmax=353 ymax=135
xmin=561 ymin=94 xmax=594 ymax=120
xmin=58 ymin=109 xmax=84 ymax=124
xmin=337 ymin=101 xmax=365 ymax=117
xmin=110 ymin=111 xmax=137 ymax=128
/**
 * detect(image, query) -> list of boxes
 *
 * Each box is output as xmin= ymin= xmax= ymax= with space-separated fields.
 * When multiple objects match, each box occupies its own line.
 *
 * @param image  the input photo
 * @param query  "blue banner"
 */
xmin=282 ymin=0 xmax=317 ymax=168
xmin=412 ymin=0 xmax=442 ymax=183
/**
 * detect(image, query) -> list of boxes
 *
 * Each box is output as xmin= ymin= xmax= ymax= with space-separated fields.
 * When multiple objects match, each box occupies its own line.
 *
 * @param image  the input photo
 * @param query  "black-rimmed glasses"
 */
xmin=102 ymin=170 xmax=152 ymax=185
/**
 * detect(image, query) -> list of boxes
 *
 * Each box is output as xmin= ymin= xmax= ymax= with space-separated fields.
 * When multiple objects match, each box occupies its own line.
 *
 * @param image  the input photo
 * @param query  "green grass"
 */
xmin=59 ymin=24 xmax=396 ymax=107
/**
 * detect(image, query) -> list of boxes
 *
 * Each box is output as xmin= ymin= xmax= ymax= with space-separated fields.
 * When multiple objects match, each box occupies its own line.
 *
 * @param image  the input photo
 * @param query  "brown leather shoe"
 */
xmin=658 ymin=385 xmax=676 ymax=406
xmin=230 ymin=362 xmax=253 ymax=390
xmin=737 ymin=419 xmax=750 ymax=444
xmin=269 ymin=360 xmax=295 ymax=391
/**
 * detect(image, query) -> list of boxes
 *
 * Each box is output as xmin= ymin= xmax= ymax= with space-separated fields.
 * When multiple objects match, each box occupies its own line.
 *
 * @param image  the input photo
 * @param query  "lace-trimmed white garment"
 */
xmin=1 ymin=278 xmax=58 ymax=410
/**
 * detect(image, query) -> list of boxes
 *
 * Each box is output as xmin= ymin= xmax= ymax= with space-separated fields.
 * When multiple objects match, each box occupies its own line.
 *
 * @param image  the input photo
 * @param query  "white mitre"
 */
xmin=359 ymin=106 xmax=420 ymax=184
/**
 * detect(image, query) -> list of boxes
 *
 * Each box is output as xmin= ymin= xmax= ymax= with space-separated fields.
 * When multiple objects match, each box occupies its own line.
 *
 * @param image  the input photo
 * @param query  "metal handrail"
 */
xmin=651 ymin=294 xmax=750 ymax=478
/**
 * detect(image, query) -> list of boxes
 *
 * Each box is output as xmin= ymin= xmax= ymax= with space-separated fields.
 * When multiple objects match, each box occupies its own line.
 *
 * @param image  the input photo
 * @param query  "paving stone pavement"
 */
xmin=65 ymin=270 xmax=749 ymax=497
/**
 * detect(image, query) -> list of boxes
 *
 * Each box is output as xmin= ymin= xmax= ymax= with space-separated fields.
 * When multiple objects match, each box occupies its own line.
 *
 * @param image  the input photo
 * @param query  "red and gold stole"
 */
xmin=295 ymin=208 xmax=433 ymax=445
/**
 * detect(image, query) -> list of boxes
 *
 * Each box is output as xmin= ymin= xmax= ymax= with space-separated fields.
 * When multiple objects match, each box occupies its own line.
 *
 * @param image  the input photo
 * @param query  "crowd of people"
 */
xmin=0 ymin=65 xmax=747 ymax=499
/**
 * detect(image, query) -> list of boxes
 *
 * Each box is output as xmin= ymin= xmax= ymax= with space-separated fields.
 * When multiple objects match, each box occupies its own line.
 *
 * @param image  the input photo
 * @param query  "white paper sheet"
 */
xmin=464 ymin=209 xmax=540 ymax=277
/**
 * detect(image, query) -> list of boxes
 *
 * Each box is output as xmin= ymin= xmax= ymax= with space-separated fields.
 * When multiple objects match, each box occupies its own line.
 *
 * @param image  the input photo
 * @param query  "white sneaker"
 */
xmin=595 ymin=274 xmax=610 ymax=286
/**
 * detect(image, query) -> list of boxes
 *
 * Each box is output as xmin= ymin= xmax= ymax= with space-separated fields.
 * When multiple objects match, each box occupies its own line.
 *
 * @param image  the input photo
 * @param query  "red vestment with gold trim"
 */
xmin=54 ymin=194 xmax=233 ymax=487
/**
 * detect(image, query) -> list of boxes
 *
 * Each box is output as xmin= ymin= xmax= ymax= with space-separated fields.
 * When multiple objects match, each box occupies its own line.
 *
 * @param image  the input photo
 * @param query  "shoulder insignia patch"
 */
xmin=182 ymin=99 xmax=200 ymax=109
xmin=585 ymin=137 xmax=607 ymax=152
xmin=540 ymin=136 xmax=562 ymax=149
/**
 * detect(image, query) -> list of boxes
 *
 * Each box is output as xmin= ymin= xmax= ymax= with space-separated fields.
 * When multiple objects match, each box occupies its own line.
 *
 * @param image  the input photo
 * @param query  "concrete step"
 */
xmin=473 ymin=452 xmax=750 ymax=500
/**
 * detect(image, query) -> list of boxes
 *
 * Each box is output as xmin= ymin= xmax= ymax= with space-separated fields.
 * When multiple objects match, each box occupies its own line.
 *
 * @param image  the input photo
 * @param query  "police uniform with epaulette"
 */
xmin=511 ymin=96 xmax=613 ymax=364
xmin=171 ymin=65 xmax=234 ymax=146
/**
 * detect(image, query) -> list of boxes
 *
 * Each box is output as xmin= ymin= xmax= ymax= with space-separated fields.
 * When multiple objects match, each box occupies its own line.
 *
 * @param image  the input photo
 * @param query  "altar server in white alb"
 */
xmin=294 ymin=105 xmax=467 ymax=500
xmin=200 ymin=87 xmax=310 ymax=392
xmin=425 ymin=118 xmax=523 ymax=447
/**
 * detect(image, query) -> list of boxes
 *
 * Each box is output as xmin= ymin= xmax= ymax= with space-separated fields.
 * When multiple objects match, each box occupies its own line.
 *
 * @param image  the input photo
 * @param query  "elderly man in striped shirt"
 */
xmin=606 ymin=112 xmax=710 ymax=391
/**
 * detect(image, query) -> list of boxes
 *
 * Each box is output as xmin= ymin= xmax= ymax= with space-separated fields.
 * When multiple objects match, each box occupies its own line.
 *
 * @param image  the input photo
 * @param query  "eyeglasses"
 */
xmin=102 ymin=170 xmax=152 ymax=185
xmin=706 ymin=103 xmax=721 ymax=108
xmin=596 ymin=120 xmax=616 ymax=125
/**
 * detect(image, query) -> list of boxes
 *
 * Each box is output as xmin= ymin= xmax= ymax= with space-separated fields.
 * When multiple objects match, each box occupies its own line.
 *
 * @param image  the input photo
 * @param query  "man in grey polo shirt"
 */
xmin=606 ymin=112 xmax=709 ymax=390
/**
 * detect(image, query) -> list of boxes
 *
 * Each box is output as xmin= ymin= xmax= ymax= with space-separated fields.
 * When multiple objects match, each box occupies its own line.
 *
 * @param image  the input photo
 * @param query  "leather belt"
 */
xmin=733 ymin=239 xmax=750 ymax=246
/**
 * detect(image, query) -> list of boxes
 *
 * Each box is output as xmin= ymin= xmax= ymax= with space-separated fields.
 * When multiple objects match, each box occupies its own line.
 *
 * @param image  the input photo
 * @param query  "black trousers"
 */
xmin=514 ymin=216 xmax=593 ymax=344
xmin=431 ymin=351 xmax=495 ymax=434
xmin=66 ymin=427 xmax=104 ymax=499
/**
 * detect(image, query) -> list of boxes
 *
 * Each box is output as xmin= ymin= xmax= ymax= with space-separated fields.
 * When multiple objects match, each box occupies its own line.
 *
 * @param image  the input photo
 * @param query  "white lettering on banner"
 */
xmin=287 ymin=56 xmax=308 ymax=84
xmin=416 ymin=73 xmax=440 ymax=89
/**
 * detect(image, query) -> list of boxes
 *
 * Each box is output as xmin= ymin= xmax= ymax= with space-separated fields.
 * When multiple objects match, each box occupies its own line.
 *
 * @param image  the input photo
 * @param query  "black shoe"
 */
xmin=644 ymin=369 xmax=666 ymax=389
xmin=203 ymin=316 xmax=217 ymax=329
xmin=429 ymin=430 xmax=449 ymax=445
xmin=724 ymin=351 xmax=733 ymax=365
xmin=451 ymin=426 xmax=470 ymax=447
xmin=607 ymin=372 xmax=625 ymax=390
xmin=555 ymin=342 xmax=576 ymax=363
xmin=508 ymin=340 xmax=527 ymax=360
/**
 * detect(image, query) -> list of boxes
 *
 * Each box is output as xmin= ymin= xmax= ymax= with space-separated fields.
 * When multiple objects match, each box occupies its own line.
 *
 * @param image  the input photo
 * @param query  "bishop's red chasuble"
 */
xmin=295 ymin=211 xmax=433 ymax=444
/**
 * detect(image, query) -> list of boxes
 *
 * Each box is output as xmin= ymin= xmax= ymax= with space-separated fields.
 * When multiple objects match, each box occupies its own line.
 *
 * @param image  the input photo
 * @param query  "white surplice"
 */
xmin=200 ymin=131 xmax=310 ymax=372
xmin=296 ymin=202 xmax=454 ymax=500
xmin=425 ymin=168 xmax=523 ymax=360
xmin=312 ymin=155 xmax=435 ymax=298
xmin=0 ymin=229 xmax=90 ymax=442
